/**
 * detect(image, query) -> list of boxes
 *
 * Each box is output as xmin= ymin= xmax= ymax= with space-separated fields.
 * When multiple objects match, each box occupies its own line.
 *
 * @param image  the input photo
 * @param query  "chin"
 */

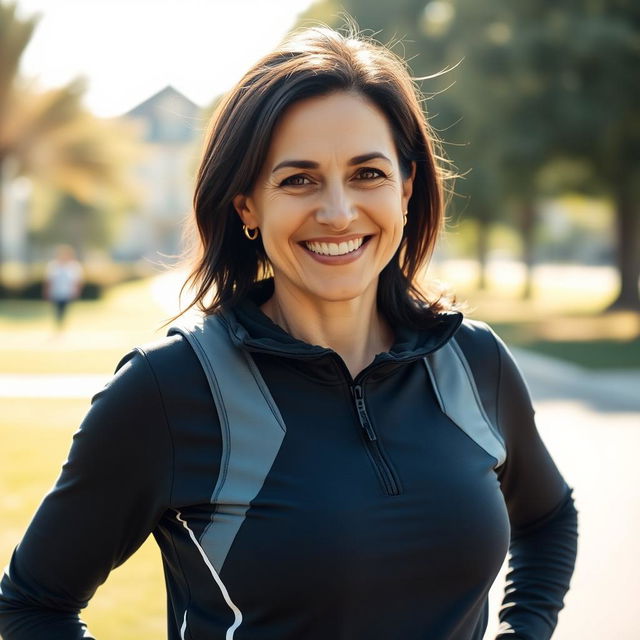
xmin=305 ymin=279 xmax=375 ymax=304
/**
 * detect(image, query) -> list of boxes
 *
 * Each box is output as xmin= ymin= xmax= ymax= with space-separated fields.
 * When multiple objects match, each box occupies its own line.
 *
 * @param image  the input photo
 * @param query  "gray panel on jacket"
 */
xmin=424 ymin=339 xmax=506 ymax=468
xmin=169 ymin=314 xmax=286 ymax=573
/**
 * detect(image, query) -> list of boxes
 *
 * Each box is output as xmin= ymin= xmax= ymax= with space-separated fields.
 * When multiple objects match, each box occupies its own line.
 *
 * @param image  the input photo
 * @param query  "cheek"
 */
xmin=259 ymin=208 xmax=303 ymax=261
xmin=377 ymin=213 xmax=406 ymax=258
xmin=366 ymin=195 xmax=404 ymax=237
xmin=362 ymin=186 xmax=403 ymax=216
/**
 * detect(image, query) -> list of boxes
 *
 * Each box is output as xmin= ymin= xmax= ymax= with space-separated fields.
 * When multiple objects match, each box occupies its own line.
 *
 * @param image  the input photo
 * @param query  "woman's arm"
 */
xmin=0 ymin=350 xmax=174 ymax=639
xmin=491 ymin=330 xmax=578 ymax=640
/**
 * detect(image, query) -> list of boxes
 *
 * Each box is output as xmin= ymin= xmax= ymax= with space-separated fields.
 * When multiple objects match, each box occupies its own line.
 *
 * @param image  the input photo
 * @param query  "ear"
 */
xmin=401 ymin=161 xmax=416 ymax=211
xmin=232 ymin=194 xmax=260 ymax=229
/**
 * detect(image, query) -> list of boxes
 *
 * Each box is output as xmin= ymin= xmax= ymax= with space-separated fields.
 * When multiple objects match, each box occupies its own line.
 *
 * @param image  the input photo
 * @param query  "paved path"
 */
xmin=485 ymin=352 xmax=640 ymax=640
xmin=0 ymin=373 xmax=110 ymax=398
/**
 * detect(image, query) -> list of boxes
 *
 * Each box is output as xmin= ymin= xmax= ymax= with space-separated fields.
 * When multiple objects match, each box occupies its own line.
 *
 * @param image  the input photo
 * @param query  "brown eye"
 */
xmin=280 ymin=174 xmax=312 ymax=186
xmin=358 ymin=168 xmax=386 ymax=180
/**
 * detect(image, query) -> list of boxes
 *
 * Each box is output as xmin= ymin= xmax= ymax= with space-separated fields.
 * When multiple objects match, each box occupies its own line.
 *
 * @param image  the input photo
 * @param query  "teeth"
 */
xmin=305 ymin=237 xmax=364 ymax=256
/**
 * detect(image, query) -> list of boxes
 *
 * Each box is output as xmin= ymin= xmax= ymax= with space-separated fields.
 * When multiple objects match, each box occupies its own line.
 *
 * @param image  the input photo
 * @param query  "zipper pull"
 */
xmin=352 ymin=384 xmax=377 ymax=441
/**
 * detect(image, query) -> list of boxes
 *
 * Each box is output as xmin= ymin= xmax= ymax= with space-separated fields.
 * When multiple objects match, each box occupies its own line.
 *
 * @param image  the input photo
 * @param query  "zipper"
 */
xmin=352 ymin=384 xmax=400 ymax=496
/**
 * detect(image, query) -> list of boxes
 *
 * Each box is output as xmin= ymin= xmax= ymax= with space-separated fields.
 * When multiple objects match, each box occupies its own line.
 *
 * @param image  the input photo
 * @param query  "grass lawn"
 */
xmin=463 ymin=303 xmax=640 ymax=370
xmin=0 ymin=276 xmax=178 ymax=374
xmin=509 ymin=337 xmax=640 ymax=369
xmin=0 ymin=398 xmax=166 ymax=638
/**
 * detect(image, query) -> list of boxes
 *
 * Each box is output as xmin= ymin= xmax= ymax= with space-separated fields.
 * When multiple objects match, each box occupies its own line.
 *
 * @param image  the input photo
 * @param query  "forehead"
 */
xmin=265 ymin=91 xmax=397 ymax=164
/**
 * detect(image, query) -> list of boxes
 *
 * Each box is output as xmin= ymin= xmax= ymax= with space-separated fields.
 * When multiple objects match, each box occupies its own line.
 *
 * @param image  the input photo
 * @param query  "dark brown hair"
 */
xmin=169 ymin=23 xmax=454 ymax=328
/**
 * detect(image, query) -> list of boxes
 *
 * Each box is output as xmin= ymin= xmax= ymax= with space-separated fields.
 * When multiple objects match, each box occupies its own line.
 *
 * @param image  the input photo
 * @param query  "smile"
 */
xmin=304 ymin=237 xmax=365 ymax=256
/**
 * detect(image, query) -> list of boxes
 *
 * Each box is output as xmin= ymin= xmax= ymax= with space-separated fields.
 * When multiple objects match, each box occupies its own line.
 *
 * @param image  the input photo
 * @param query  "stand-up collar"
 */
xmin=219 ymin=278 xmax=463 ymax=381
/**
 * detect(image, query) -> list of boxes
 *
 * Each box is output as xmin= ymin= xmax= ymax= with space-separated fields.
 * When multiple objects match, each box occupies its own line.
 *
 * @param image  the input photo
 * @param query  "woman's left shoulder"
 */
xmin=450 ymin=318 xmax=529 ymax=395
xmin=452 ymin=317 xmax=506 ymax=359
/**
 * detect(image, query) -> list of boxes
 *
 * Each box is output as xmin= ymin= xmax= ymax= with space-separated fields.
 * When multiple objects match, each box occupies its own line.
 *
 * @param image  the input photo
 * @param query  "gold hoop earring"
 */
xmin=403 ymin=210 xmax=408 ymax=227
xmin=243 ymin=225 xmax=259 ymax=240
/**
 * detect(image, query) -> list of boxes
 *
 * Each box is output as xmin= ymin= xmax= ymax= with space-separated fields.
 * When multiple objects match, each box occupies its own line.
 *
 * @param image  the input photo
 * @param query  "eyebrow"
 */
xmin=271 ymin=152 xmax=392 ymax=174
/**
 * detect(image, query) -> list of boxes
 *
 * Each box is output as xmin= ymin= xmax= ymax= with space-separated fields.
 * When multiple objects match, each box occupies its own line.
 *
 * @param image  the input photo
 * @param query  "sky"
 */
xmin=16 ymin=0 xmax=317 ymax=117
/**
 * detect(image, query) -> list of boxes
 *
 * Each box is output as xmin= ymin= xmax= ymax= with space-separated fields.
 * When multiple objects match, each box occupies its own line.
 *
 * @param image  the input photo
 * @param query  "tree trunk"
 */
xmin=476 ymin=217 xmax=490 ymax=290
xmin=608 ymin=182 xmax=640 ymax=310
xmin=0 ymin=156 xmax=5 ymax=291
xmin=520 ymin=199 xmax=536 ymax=300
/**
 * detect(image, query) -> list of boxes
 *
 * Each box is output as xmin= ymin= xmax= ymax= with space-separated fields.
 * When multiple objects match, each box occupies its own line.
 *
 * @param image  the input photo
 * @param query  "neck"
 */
xmin=260 ymin=279 xmax=393 ymax=378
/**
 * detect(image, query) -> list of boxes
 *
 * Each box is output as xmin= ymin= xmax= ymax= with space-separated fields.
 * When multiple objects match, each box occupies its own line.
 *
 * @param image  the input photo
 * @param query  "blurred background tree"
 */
xmin=298 ymin=0 xmax=640 ymax=309
xmin=0 ymin=1 xmax=139 ymax=289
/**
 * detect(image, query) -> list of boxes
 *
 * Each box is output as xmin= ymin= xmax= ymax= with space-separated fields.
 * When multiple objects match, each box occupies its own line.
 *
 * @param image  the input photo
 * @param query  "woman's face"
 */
xmin=234 ymin=91 xmax=415 ymax=306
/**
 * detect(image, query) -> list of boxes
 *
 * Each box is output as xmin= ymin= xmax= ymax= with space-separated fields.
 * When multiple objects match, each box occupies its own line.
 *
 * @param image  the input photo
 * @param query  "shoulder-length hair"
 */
xmin=170 ymin=24 xmax=454 ymax=328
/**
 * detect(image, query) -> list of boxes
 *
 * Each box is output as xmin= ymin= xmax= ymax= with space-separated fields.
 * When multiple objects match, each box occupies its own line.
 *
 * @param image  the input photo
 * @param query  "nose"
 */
xmin=315 ymin=185 xmax=357 ymax=231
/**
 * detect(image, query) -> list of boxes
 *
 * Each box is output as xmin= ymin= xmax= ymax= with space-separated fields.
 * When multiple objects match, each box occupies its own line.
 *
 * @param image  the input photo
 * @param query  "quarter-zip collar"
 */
xmin=219 ymin=278 xmax=463 ymax=383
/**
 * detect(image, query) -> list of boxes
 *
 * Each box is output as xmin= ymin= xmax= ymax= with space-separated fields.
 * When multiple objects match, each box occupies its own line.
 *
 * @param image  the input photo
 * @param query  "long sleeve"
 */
xmin=491 ymin=330 xmax=579 ymax=639
xmin=0 ymin=350 xmax=174 ymax=639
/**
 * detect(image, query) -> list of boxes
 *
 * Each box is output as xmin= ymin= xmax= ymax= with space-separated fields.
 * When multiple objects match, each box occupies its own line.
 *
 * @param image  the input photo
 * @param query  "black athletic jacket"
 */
xmin=0 ymin=280 xmax=578 ymax=639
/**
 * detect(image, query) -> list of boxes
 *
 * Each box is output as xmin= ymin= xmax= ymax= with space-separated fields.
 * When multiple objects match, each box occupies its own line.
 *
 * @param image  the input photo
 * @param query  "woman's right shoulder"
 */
xmin=126 ymin=331 xmax=199 ymax=373
xmin=97 ymin=332 xmax=210 ymax=411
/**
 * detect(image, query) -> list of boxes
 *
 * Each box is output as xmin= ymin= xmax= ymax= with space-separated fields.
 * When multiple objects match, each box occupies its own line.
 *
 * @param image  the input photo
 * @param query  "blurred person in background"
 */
xmin=0 ymin=24 xmax=577 ymax=640
xmin=43 ymin=244 xmax=84 ymax=332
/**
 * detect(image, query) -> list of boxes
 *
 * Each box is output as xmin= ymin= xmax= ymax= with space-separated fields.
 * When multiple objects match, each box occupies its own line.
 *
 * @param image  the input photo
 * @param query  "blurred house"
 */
xmin=114 ymin=85 xmax=202 ymax=262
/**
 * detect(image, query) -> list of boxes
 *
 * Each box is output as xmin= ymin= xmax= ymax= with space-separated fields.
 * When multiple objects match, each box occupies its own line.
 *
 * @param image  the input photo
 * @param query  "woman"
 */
xmin=0 ymin=26 xmax=577 ymax=640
